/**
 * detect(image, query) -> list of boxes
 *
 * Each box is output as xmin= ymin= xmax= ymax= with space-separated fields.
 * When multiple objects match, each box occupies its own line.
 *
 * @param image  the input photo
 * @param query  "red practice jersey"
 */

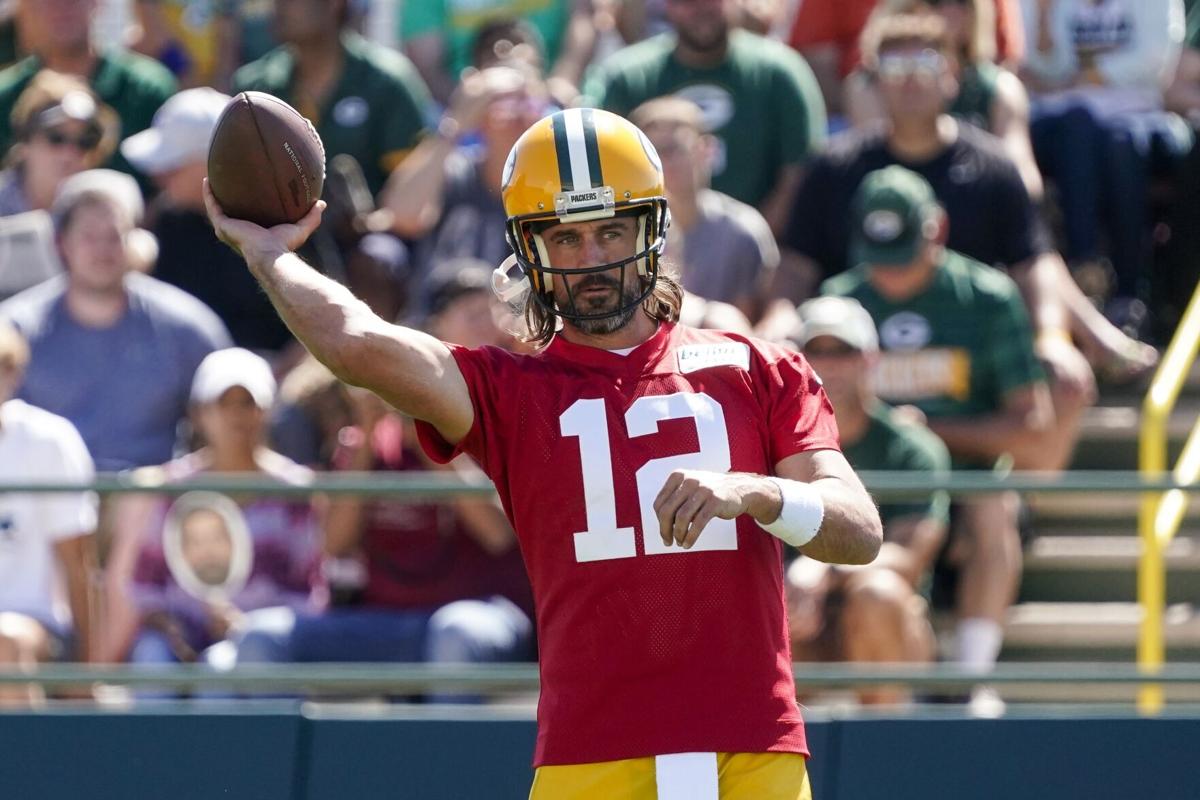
xmin=416 ymin=322 xmax=840 ymax=766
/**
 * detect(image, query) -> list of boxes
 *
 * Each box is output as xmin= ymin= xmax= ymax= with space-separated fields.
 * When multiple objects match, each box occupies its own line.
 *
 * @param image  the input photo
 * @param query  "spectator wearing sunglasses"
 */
xmin=0 ymin=69 xmax=117 ymax=217
xmin=845 ymin=0 xmax=1043 ymax=199
xmin=782 ymin=296 xmax=948 ymax=707
xmin=781 ymin=14 xmax=1104 ymax=470
xmin=0 ymin=70 xmax=119 ymax=300
xmin=0 ymin=0 xmax=177 ymax=184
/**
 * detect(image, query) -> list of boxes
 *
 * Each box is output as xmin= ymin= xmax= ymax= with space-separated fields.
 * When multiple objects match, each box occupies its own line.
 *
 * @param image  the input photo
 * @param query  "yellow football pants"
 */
xmin=529 ymin=752 xmax=812 ymax=800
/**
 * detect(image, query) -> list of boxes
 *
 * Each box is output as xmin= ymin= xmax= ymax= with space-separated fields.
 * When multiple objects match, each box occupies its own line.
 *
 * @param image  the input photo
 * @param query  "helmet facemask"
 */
xmin=505 ymin=198 xmax=670 ymax=328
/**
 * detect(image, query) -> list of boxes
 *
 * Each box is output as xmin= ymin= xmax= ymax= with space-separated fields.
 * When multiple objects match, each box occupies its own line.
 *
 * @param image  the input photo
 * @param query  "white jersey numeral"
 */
xmin=560 ymin=392 xmax=735 ymax=563
xmin=560 ymin=398 xmax=638 ymax=562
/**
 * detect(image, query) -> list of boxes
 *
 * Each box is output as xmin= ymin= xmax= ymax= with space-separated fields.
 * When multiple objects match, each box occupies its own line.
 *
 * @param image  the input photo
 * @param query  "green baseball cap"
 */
xmin=848 ymin=166 xmax=941 ymax=268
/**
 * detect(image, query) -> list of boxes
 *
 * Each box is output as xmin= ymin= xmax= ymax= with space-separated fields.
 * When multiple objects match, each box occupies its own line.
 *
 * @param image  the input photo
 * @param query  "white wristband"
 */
xmin=759 ymin=477 xmax=824 ymax=548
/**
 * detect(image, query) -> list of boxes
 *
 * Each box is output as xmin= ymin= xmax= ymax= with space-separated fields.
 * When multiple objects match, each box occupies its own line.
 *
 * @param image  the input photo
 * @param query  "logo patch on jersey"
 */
xmin=873 ymin=349 xmax=971 ymax=402
xmin=0 ymin=512 xmax=15 ymax=544
xmin=676 ymin=342 xmax=750 ymax=374
xmin=879 ymin=311 xmax=932 ymax=351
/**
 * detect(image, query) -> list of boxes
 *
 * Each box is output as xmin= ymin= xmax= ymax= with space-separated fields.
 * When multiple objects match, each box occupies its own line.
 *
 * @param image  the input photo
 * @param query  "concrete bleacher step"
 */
xmin=999 ymin=601 xmax=1200 ymax=663
xmin=1065 ymin=396 xmax=1200 ymax=472
xmin=1019 ymin=536 xmax=1200 ymax=603
xmin=1026 ymin=493 xmax=1200 ymax=528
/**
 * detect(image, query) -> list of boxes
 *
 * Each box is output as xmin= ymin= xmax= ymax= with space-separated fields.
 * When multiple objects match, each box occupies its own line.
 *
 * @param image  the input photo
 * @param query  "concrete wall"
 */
xmin=2 ymin=709 xmax=1198 ymax=799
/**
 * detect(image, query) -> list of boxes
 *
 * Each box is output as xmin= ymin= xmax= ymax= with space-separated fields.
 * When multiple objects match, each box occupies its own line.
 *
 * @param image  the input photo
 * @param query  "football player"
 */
xmin=204 ymin=108 xmax=882 ymax=800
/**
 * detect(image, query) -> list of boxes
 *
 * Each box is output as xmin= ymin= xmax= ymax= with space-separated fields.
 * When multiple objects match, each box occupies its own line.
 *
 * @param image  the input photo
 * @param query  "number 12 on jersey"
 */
xmin=559 ymin=392 xmax=738 ymax=563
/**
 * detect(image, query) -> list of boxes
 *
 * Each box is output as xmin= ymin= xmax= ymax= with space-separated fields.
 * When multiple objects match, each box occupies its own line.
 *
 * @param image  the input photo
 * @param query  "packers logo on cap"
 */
xmin=863 ymin=209 xmax=905 ymax=243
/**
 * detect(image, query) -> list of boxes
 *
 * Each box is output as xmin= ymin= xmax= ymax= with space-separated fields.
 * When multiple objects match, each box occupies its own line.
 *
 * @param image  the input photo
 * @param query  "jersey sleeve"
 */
xmin=754 ymin=344 xmax=841 ymax=464
xmin=986 ymin=287 xmax=1046 ymax=398
xmin=413 ymin=344 xmax=508 ymax=477
xmin=879 ymin=423 xmax=951 ymax=530
xmin=376 ymin=54 xmax=435 ymax=172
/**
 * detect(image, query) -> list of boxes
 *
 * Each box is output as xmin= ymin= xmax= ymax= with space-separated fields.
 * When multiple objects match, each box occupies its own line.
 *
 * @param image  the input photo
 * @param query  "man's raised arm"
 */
xmin=203 ymin=181 xmax=474 ymax=444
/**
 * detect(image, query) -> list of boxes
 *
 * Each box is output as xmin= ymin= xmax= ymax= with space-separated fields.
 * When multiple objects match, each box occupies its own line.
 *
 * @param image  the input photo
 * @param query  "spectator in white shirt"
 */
xmin=0 ymin=320 xmax=97 ymax=706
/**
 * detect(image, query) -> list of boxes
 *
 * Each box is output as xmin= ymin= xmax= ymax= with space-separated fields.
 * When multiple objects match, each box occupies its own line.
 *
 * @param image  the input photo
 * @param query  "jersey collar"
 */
xmin=546 ymin=321 xmax=676 ymax=373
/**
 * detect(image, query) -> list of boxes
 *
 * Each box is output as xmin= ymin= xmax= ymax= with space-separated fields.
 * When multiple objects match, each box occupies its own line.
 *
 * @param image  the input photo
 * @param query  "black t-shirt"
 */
xmin=412 ymin=150 xmax=509 ymax=310
xmin=150 ymin=207 xmax=293 ymax=352
xmin=784 ymin=122 xmax=1051 ymax=280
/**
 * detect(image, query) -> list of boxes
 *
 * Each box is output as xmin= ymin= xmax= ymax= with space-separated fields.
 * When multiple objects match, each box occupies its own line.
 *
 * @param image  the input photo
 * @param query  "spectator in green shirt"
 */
xmin=783 ymin=296 xmax=948 ymax=706
xmin=822 ymin=166 xmax=1065 ymax=715
xmin=0 ymin=0 xmax=177 ymax=183
xmin=584 ymin=0 xmax=826 ymax=233
xmin=234 ymin=0 xmax=433 ymax=199
xmin=402 ymin=0 xmax=601 ymax=107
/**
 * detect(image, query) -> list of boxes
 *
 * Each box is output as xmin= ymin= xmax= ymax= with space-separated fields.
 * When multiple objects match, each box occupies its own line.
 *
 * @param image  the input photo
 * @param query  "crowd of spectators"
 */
xmin=0 ymin=0 xmax=1197 ymax=710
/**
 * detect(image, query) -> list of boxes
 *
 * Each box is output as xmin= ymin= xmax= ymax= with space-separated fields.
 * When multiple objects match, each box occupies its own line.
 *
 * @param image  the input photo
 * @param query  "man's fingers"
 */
xmin=656 ymin=490 xmax=686 ymax=546
xmin=673 ymin=491 xmax=708 ymax=546
xmin=681 ymin=501 xmax=718 ymax=550
xmin=656 ymin=483 xmax=692 ymax=546
xmin=654 ymin=472 xmax=688 ymax=544
xmin=653 ymin=471 xmax=686 ymax=512
xmin=297 ymin=200 xmax=327 ymax=236
xmin=202 ymin=179 xmax=226 ymax=226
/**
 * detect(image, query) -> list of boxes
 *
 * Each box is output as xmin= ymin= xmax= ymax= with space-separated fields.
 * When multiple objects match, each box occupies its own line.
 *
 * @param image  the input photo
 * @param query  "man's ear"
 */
xmin=924 ymin=208 xmax=950 ymax=245
xmin=699 ymin=133 xmax=719 ymax=169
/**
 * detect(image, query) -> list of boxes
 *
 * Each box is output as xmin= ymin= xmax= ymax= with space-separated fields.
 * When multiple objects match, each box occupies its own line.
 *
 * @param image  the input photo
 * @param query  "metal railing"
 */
xmin=6 ymin=662 xmax=1200 ymax=695
xmin=4 ymin=467 xmax=1199 ymax=704
xmin=1139 ymin=283 xmax=1200 ymax=713
xmin=7 ymin=469 xmax=1200 ymax=498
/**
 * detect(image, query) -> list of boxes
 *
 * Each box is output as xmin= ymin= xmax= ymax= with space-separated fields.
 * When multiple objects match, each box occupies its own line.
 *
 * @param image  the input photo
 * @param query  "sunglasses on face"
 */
xmin=876 ymin=49 xmax=946 ymax=82
xmin=39 ymin=126 xmax=102 ymax=151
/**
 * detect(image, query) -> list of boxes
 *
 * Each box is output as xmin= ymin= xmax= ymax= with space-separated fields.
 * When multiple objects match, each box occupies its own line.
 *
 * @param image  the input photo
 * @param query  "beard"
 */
xmin=559 ymin=272 xmax=643 ymax=334
xmin=675 ymin=17 xmax=728 ymax=54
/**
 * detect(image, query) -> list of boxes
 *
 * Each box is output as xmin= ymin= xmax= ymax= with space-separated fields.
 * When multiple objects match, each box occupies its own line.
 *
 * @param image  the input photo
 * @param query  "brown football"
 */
xmin=207 ymin=91 xmax=325 ymax=228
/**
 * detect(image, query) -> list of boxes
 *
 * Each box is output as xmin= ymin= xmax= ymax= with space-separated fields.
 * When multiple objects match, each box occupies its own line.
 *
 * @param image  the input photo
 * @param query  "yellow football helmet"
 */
xmin=499 ymin=107 xmax=670 ymax=323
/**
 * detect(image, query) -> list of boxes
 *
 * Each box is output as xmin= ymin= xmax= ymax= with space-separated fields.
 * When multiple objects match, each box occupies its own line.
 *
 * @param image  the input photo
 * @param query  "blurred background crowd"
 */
xmin=0 ymin=0 xmax=1197 ymax=713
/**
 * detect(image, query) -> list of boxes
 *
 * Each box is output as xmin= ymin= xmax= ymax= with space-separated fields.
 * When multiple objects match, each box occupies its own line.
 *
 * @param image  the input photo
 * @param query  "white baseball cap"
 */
xmin=190 ymin=348 xmax=277 ymax=409
xmin=53 ymin=168 xmax=145 ymax=225
xmin=121 ymin=87 xmax=231 ymax=175
xmin=795 ymin=297 xmax=879 ymax=353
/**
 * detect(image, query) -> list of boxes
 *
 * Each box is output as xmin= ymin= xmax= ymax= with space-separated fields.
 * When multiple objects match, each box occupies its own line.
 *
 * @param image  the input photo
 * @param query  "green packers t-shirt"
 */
xmin=0 ymin=50 xmax=177 ymax=180
xmin=842 ymin=402 xmax=950 ymax=531
xmin=822 ymin=250 xmax=1044 ymax=424
xmin=584 ymin=29 xmax=826 ymax=207
xmin=234 ymin=32 xmax=432 ymax=197
xmin=401 ymin=0 xmax=571 ymax=80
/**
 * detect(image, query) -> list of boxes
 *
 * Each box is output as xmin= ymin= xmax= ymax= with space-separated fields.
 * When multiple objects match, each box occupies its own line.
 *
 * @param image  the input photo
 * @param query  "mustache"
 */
xmin=574 ymin=274 xmax=622 ymax=292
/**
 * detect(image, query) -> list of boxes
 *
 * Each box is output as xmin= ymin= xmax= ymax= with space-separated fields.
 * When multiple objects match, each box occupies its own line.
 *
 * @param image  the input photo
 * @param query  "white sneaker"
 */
xmin=967 ymin=686 xmax=1006 ymax=718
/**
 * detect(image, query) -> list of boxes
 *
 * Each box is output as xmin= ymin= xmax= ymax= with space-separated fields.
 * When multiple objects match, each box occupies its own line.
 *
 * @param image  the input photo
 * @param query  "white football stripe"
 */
xmin=562 ymin=108 xmax=592 ymax=190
